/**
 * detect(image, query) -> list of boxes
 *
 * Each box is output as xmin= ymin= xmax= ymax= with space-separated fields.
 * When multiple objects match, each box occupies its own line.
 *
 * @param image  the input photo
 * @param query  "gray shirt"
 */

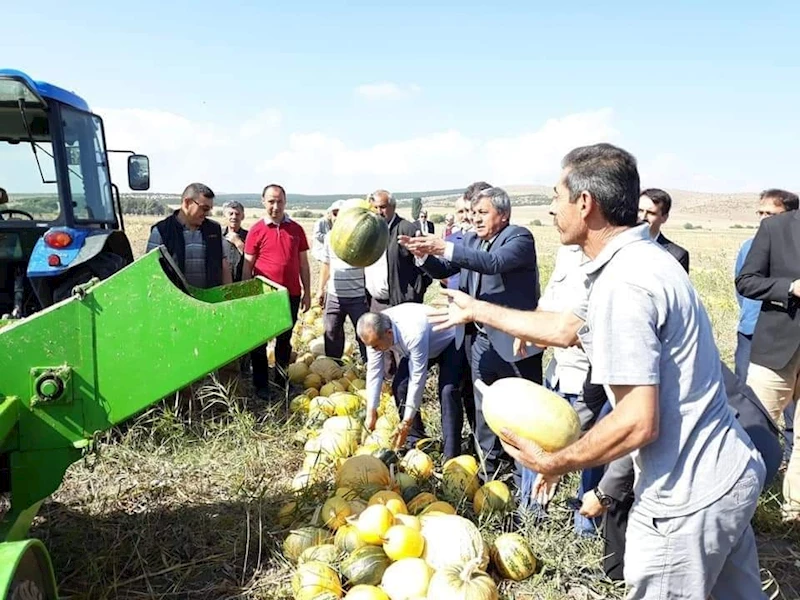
xmin=146 ymin=226 xmax=225 ymax=289
xmin=577 ymin=224 xmax=755 ymax=518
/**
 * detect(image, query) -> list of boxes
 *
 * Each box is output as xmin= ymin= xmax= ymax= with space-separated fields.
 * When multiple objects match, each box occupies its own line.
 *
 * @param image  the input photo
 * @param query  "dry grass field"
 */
xmin=27 ymin=210 xmax=799 ymax=600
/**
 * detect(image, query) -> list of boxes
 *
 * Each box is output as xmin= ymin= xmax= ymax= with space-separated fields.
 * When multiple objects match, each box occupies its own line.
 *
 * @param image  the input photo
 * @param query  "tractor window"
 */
xmin=61 ymin=107 xmax=115 ymax=224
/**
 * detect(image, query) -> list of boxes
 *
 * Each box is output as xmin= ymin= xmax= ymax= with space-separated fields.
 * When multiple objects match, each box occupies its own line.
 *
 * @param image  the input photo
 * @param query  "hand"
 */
xmin=499 ymin=428 xmax=557 ymax=475
xmin=792 ymin=279 xmax=800 ymax=298
xmin=301 ymin=292 xmax=311 ymax=313
xmin=427 ymin=288 xmax=478 ymax=332
xmin=393 ymin=419 xmax=413 ymax=450
xmin=365 ymin=408 xmax=378 ymax=431
xmin=225 ymin=231 xmax=244 ymax=251
xmin=513 ymin=337 xmax=528 ymax=358
xmin=533 ymin=473 xmax=560 ymax=507
xmin=397 ymin=233 xmax=446 ymax=257
xmin=316 ymin=290 xmax=326 ymax=307
xmin=579 ymin=490 xmax=608 ymax=518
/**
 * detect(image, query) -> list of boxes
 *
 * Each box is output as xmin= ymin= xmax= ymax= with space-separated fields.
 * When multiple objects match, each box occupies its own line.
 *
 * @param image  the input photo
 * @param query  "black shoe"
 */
xmin=255 ymin=387 xmax=270 ymax=401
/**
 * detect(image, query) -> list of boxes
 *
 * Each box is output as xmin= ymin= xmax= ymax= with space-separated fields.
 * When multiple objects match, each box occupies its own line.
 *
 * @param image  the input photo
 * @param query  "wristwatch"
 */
xmin=594 ymin=487 xmax=615 ymax=508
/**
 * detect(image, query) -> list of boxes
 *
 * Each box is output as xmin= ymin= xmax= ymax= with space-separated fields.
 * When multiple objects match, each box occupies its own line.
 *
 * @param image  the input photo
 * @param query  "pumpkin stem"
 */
xmin=461 ymin=557 xmax=483 ymax=582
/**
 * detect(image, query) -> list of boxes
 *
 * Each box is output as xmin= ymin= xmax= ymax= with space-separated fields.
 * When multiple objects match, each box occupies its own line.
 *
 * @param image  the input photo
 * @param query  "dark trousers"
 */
xmin=392 ymin=341 xmax=465 ymax=455
xmin=735 ymin=330 xmax=795 ymax=460
xmin=251 ymin=295 xmax=300 ymax=391
xmin=468 ymin=332 xmax=543 ymax=486
xmin=369 ymin=295 xmax=390 ymax=313
xmin=323 ymin=294 xmax=368 ymax=361
xmin=602 ymin=492 xmax=635 ymax=581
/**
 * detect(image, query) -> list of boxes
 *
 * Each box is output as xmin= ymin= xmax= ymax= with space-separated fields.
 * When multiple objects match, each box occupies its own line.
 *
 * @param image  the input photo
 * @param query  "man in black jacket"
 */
xmin=639 ymin=188 xmax=690 ymax=272
xmin=364 ymin=189 xmax=430 ymax=311
xmin=146 ymin=183 xmax=232 ymax=288
xmin=736 ymin=206 xmax=800 ymax=522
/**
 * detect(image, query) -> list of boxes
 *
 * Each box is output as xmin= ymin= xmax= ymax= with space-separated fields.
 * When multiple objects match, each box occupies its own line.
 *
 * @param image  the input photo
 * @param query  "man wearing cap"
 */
xmin=312 ymin=204 xmax=336 ymax=264
xmin=317 ymin=200 xmax=368 ymax=360
xmin=221 ymin=200 xmax=249 ymax=282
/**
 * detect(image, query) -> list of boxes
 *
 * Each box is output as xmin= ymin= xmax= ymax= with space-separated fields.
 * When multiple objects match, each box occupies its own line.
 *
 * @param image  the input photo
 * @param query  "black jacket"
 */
xmin=388 ymin=216 xmax=430 ymax=306
xmin=656 ymin=233 xmax=690 ymax=273
xmin=736 ymin=210 xmax=800 ymax=371
xmin=153 ymin=211 xmax=223 ymax=288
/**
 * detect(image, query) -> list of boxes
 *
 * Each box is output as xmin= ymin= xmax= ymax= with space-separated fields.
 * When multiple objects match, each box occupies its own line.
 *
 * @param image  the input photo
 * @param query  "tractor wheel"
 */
xmin=51 ymin=251 xmax=128 ymax=304
xmin=6 ymin=545 xmax=56 ymax=600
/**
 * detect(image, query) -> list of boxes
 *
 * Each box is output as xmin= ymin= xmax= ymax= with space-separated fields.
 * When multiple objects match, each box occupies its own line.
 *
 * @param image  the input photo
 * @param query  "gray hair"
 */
xmin=356 ymin=312 xmax=392 ymax=341
xmin=222 ymin=200 xmax=245 ymax=213
xmin=472 ymin=186 xmax=512 ymax=218
xmin=370 ymin=189 xmax=396 ymax=207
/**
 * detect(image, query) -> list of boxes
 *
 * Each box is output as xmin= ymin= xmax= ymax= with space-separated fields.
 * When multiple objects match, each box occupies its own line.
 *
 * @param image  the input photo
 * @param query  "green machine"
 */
xmin=0 ymin=247 xmax=293 ymax=598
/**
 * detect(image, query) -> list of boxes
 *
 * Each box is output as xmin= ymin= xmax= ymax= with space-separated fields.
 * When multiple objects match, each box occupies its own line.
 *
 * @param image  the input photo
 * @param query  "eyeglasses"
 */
xmin=192 ymin=199 xmax=213 ymax=213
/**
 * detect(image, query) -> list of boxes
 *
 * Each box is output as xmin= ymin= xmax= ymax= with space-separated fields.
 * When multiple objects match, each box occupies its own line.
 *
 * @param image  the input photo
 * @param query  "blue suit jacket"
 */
xmin=420 ymin=223 xmax=541 ymax=362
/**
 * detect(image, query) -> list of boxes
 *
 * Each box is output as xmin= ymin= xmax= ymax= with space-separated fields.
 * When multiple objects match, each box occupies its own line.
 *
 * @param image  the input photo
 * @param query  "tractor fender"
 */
xmin=0 ymin=539 xmax=58 ymax=600
xmin=27 ymin=229 xmax=133 ymax=279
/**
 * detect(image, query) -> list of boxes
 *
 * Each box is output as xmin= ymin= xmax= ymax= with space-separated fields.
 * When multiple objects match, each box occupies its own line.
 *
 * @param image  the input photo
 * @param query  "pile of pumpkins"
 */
xmin=282 ymin=383 xmax=540 ymax=599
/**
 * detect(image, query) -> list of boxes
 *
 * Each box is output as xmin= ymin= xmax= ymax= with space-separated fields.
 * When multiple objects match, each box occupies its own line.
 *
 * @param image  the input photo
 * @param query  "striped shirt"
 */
xmin=322 ymin=236 xmax=365 ymax=298
xmin=146 ymin=226 xmax=225 ymax=289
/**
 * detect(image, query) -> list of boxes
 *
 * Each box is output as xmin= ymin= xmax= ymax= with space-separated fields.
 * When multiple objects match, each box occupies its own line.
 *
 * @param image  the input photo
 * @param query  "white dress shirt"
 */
xmin=365 ymin=302 xmax=456 ymax=420
xmin=364 ymin=214 xmax=397 ymax=300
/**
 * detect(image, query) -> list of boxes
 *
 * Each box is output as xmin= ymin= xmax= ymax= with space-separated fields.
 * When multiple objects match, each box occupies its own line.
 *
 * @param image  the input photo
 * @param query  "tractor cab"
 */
xmin=0 ymin=69 xmax=150 ymax=317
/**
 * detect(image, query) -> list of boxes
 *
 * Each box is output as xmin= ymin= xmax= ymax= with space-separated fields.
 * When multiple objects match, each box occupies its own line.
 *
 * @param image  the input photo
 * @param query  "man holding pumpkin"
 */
xmin=428 ymin=143 xmax=767 ymax=600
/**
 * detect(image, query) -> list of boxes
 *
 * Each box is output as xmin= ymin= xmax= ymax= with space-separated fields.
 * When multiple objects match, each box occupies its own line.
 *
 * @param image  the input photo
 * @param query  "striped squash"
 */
xmin=329 ymin=207 xmax=389 ymax=267
xmin=490 ymin=533 xmax=538 ymax=581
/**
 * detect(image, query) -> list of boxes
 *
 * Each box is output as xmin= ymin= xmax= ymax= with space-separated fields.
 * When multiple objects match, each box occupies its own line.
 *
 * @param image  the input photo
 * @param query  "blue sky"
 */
xmin=2 ymin=0 xmax=799 ymax=194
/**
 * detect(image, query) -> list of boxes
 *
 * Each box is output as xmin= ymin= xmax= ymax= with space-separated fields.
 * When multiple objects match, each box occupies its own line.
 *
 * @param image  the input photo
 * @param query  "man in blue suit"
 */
xmin=400 ymin=186 xmax=542 ymax=485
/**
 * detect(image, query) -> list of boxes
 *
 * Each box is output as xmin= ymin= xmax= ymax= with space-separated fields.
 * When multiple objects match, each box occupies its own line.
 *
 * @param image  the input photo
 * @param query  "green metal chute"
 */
xmin=0 ymin=247 xmax=294 ymax=596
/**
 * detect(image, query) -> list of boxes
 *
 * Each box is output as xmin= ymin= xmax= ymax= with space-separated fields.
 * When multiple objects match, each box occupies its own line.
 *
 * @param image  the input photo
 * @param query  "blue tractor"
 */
xmin=0 ymin=69 xmax=150 ymax=317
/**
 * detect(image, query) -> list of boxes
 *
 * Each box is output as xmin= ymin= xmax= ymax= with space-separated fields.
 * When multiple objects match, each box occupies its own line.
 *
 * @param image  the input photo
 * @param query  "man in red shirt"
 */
xmin=244 ymin=183 xmax=311 ymax=398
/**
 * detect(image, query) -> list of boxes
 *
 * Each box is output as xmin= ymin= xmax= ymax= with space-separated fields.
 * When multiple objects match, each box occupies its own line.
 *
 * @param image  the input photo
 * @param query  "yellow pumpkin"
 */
xmin=426 ymin=559 xmax=498 ymax=600
xmin=304 ymin=387 xmax=320 ymax=399
xmin=473 ymin=481 xmax=513 ymax=516
xmin=283 ymin=527 xmax=333 ymax=563
xmin=336 ymin=456 xmax=391 ymax=491
xmin=289 ymin=394 xmax=312 ymax=414
xmin=344 ymin=585 xmax=390 ymax=600
xmin=321 ymin=381 xmax=346 ymax=397
xmin=322 ymin=496 xmax=353 ymax=531
xmin=334 ymin=523 xmax=369 ymax=554
xmin=311 ymin=357 xmax=343 ymax=382
xmin=291 ymin=561 xmax=343 ymax=600
xmin=298 ymin=543 xmax=340 ymax=566
xmin=490 ymin=533 xmax=538 ymax=581
xmin=420 ymin=501 xmax=456 ymax=516
xmin=368 ymin=491 xmax=408 ymax=516
xmin=382 ymin=525 xmax=425 ymax=560
xmin=407 ymin=492 xmax=438 ymax=515
xmin=310 ymin=396 xmax=337 ymax=417
xmin=380 ymin=558 xmax=433 ymax=600
xmin=354 ymin=505 xmax=394 ymax=545
xmin=400 ymin=450 xmax=434 ymax=481
xmin=474 ymin=377 xmax=581 ymax=452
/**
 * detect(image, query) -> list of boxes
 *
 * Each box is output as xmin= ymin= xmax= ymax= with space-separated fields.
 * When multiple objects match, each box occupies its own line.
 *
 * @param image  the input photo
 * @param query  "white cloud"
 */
xmin=355 ymin=82 xmax=421 ymax=100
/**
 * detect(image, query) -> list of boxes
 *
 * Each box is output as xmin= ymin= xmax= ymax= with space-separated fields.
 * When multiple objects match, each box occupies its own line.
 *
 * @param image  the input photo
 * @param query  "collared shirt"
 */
xmin=576 ymin=223 xmax=755 ymax=518
xmin=364 ymin=214 xmax=397 ymax=300
xmin=147 ymin=224 xmax=225 ymax=289
xmin=539 ymin=244 xmax=591 ymax=395
xmin=735 ymin=237 xmax=761 ymax=336
xmin=244 ymin=215 xmax=309 ymax=296
xmin=365 ymin=302 xmax=456 ymax=420
xmin=322 ymin=236 xmax=365 ymax=298
xmin=312 ymin=217 xmax=332 ymax=262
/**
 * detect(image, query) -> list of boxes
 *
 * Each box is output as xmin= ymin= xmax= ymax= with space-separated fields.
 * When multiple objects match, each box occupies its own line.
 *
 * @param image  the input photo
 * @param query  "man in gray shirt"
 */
xmin=429 ymin=143 xmax=766 ymax=599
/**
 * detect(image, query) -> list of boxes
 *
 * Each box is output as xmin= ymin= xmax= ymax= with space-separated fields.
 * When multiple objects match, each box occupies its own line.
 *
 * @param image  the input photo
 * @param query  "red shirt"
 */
xmin=244 ymin=217 xmax=309 ymax=296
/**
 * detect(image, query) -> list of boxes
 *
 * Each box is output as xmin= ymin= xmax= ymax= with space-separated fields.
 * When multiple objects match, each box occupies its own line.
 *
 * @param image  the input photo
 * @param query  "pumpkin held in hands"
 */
xmin=475 ymin=377 xmax=581 ymax=452
xmin=330 ymin=207 xmax=389 ymax=267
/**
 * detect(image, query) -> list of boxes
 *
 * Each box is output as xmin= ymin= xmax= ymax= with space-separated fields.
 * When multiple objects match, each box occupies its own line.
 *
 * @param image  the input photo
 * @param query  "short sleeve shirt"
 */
xmin=577 ymin=223 xmax=755 ymax=518
xmin=244 ymin=216 xmax=309 ymax=296
xmin=322 ymin=236 xmax=365 ymax=298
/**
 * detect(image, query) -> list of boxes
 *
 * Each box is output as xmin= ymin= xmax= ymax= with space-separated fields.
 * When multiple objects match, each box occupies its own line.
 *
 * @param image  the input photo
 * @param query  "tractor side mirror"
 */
xmin=128 ymin=154 xmax=150 ymax=191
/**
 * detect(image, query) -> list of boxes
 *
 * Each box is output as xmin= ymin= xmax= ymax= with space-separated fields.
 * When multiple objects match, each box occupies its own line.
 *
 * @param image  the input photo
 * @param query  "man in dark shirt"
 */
xmin=221 ymin=200 xmax=248 ymax=282
xmin=638 ymin=188 xmax=690 ymax=272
